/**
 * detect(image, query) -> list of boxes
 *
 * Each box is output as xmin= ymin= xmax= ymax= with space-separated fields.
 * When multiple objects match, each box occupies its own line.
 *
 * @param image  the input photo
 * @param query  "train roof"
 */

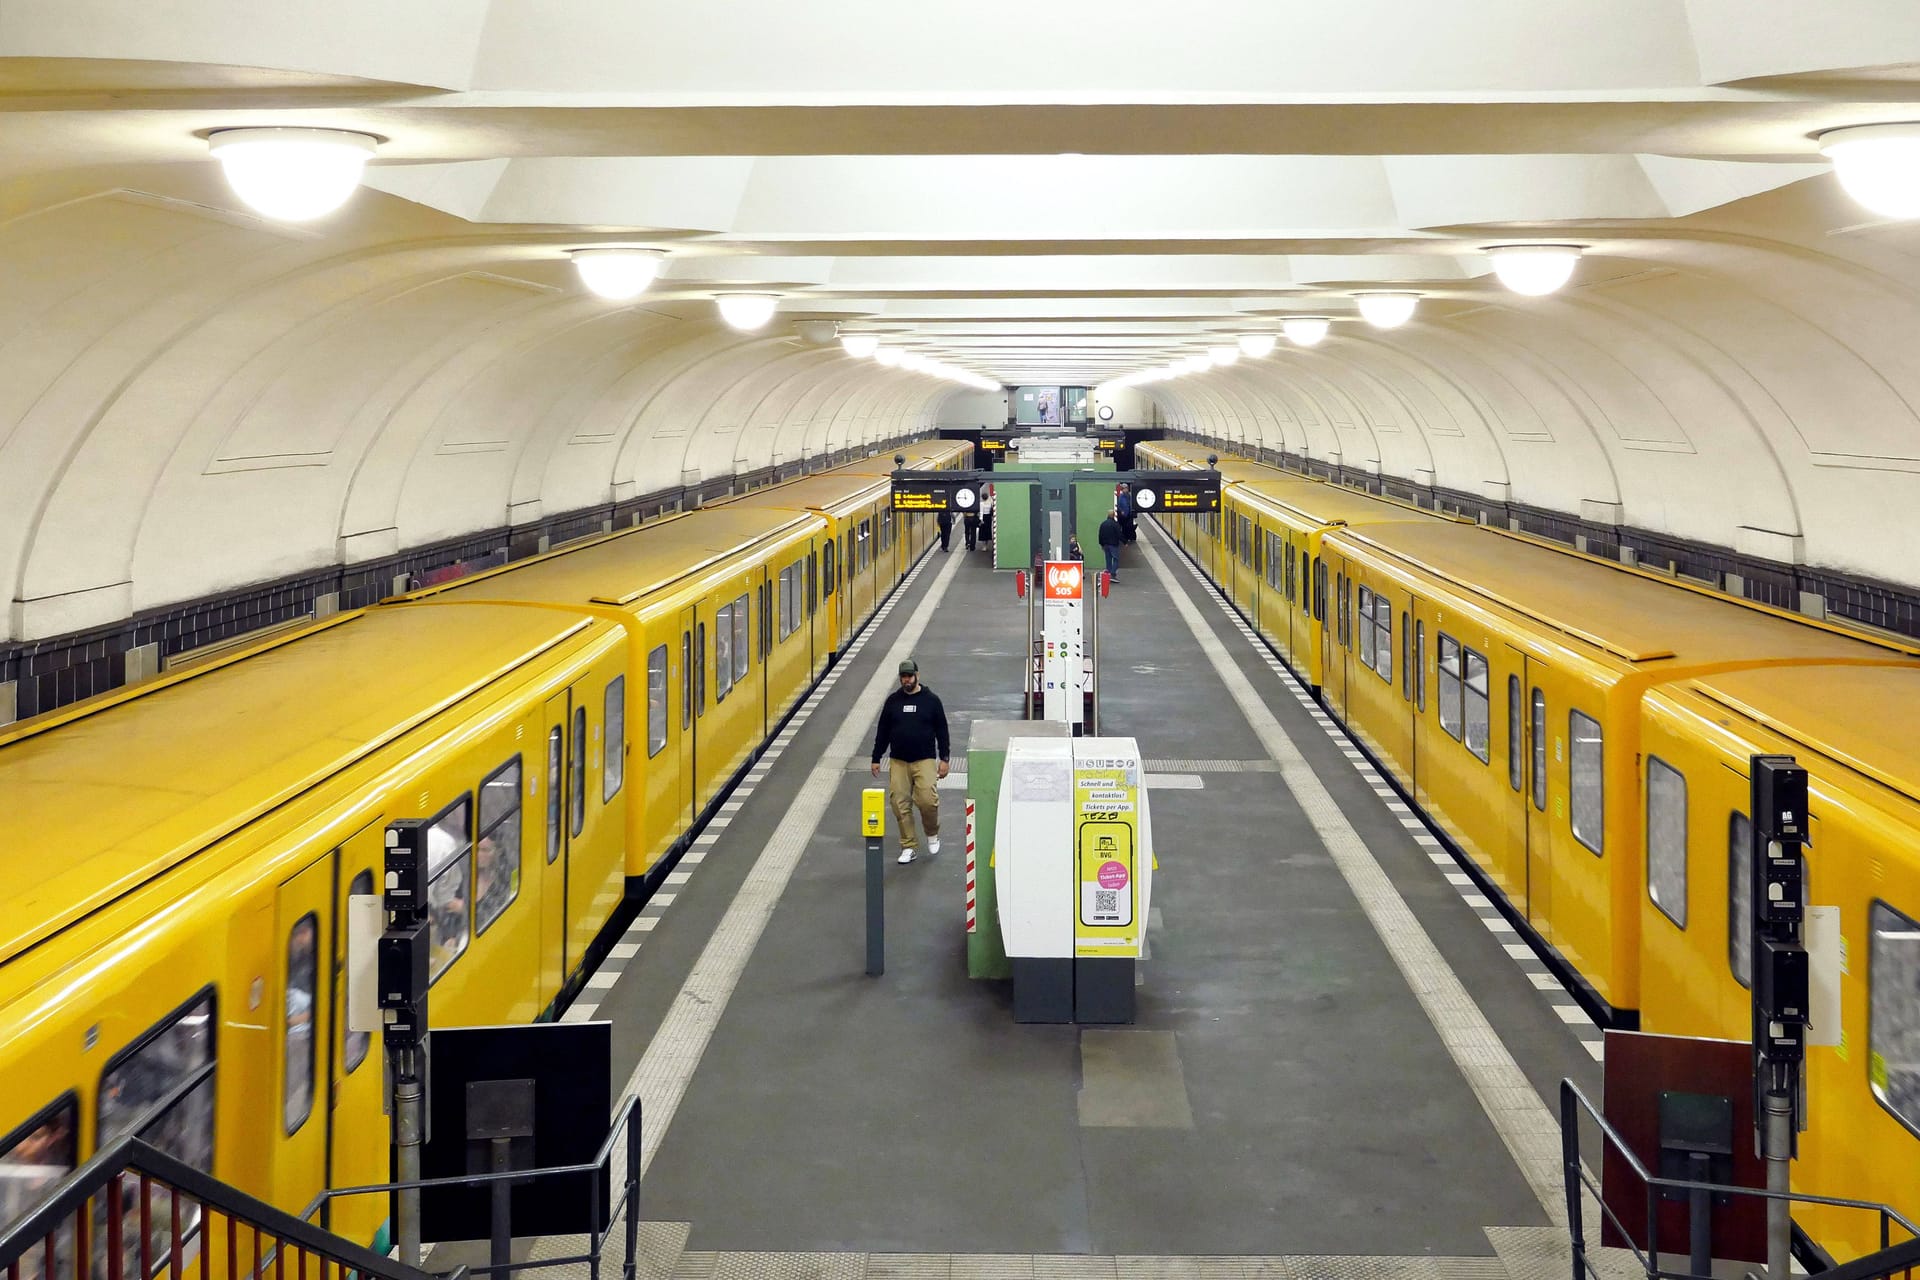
xmin=0 ymin=604 xmax=598 ymax=966
xmin=1680 ymin=665 xmax=1920 ymax=807
xmin=1338 ymin=521 xmax=1919 ymax=669
xmin=1234 ymin=477 xmax=1450 ymax=529
xmin=414 ymin=506 xmax=814 ymax=609
xmin=716 ymin=473 xmax=891 ymax=515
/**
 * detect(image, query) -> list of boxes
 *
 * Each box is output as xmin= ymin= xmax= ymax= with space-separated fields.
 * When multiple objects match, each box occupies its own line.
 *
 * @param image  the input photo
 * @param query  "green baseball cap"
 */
xmin=899 ymin=658 xmax=919 ymax=675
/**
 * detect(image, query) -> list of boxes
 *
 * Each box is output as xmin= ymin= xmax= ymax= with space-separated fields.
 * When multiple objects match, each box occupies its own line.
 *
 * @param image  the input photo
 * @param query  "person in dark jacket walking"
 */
xmin=963 ymin=508 xmax=980 ymax=551
xmin=870 ymin=657 xmax=951 ymax=863
xmin=937 ymin=509 xmax=953 ymax=552
xmin=1115 ymin=482 xmax=1137 ymax=543
xmin=1098 ymin=509 xmax=1123 ymax=581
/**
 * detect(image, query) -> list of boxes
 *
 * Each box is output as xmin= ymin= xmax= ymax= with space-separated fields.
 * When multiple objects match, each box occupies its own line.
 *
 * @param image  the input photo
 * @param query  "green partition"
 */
xmin=990 ymin=460 xmax=1115 ymax=570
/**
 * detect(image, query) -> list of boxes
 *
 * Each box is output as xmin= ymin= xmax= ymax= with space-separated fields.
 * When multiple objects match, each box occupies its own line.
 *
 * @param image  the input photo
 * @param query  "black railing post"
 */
xmin=622 ymin=1108 xmax=641 ymax=1280
xmin=1561 ymin=1081 xmax=1587 ymax=1280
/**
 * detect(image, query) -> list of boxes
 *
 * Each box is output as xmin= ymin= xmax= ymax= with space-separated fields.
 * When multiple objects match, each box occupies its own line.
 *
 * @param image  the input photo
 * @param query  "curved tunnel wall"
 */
xmin=0 ymin=171 xmax=955 ymax=648
xmin=1147 ymin=182 xmax=1920 ymax=598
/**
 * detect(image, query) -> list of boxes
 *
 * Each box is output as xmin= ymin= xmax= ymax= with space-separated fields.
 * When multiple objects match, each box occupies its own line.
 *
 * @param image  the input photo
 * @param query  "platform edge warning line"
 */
xmin=621 ymin=550 xmax=963 ymax=1176
xmin=1137 ymin=527 xmax=1570 ymax=1226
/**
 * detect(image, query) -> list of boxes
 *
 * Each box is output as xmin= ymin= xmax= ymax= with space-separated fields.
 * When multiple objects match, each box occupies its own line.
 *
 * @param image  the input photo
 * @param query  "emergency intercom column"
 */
xmin=379 ymin=820 xmax=433 ymax=1268
xmin=1750 ymin=756 xmax=1809 ymax=1280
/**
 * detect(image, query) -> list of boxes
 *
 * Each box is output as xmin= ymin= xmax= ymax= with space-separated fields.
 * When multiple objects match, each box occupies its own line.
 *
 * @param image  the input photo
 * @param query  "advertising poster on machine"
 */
xmin=1073 ymin=752 xmax=1141 ymax=958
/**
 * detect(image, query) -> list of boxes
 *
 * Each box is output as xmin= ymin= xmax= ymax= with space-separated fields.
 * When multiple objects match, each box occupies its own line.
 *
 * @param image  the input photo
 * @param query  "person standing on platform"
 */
xmin=1066 ymin=534 xmax=1085 ymax=562
xmin=979 ymin=489 xmax=994 ymax=544
xmin=1098 ymin=508 xmax=1123 ymax=582
xmin=937 ymin=508 xmax=953 ymax=552
xmin=1116 ymin=482 xmax=1136 ymax=543
xmin=870 ymin=658 xmax=950 ymax=864
xmin=963 ymin=506 xmax=979 ymax=551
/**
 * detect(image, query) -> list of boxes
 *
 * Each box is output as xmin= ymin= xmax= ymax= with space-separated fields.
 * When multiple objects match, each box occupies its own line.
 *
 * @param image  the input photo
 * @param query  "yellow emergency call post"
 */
xmin=861 ymin=788 xmax=886 ymax=838
xmin=861 ymin=787 xmax=886 ymax=976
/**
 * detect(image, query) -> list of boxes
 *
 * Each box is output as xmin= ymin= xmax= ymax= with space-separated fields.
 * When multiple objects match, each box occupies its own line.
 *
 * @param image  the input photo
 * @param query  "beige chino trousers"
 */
xmin=888 ymin=756 xmax=941 ymax=850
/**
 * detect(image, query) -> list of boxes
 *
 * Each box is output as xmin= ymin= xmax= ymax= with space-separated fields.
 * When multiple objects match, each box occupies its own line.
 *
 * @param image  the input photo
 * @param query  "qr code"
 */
xmin=1094 ymin=890 xmax=1119 ymax=915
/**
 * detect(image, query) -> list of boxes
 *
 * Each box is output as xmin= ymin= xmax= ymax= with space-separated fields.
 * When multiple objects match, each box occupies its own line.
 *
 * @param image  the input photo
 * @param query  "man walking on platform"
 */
xmin=1116 ymin=482 xmax=1136 ymax=543
xmin=1098 ymin=508 xmax=1124 ymax=582
xmin=937 ymin=509 xmax=954 ymax=552
xmin=963 ymin=507 xmax=979 ymax=551
xmin=870 ymin=658 xmax=951 ymax=864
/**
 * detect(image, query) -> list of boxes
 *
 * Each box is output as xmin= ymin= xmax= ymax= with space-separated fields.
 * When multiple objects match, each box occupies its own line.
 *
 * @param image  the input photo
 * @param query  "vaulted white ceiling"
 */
xmin=5 ymin=0 xmax=1920 ymax=639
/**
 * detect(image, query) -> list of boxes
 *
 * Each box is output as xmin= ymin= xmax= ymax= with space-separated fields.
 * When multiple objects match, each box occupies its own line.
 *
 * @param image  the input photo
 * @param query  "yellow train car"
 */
xmin=0 ymin=603 xmax=628 ymax=1253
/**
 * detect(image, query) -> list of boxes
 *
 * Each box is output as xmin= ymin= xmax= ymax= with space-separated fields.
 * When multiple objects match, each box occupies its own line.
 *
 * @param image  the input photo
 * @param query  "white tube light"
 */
xmin=1282 ymin=316 xmax=1331 ymax=347
xmin=1356 ymin=292 xmax=1419 ymax=329
xmin=1818 ymin=124 xmax=1920 ymax=219
xmin=1237 ymin=333 xmax=1277 ymax=358
xmin=1207 ymin=345 xmax=1240 ymax=366
xmin=570 ymin=248 xmax=667 ymax=301
xmin=1486 ymin=245 xmax=1581 ymax=297
xmin=715 ymin=293 xmax=779 ymax=331
xmin=207 ymin=127 xmax=378 ymax=222
xmin=839 ymin=332 xmax=880 ymax=358
xmin=874 ymin=346 xmax=904 ymax=366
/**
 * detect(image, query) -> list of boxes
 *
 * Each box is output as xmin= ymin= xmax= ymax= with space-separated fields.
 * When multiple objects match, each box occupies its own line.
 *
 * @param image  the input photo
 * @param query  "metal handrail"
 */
xmin=1 ymin=1061 xmax=452 ymax=1280
xmin=303 ymin=1095 xmax=643 ymax=1280
xmin=1559 ymin=1079 xmax=1918 ymax=1280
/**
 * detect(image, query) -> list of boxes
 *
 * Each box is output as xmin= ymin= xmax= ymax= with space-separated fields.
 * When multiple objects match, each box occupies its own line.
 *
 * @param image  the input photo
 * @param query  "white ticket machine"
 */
xmin=994 ymin=735 xmax=1153 ymax=1023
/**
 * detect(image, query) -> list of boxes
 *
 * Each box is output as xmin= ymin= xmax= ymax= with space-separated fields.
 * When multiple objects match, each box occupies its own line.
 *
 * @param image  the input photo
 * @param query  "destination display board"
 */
xmin=1128 ymin=470 xmax=1221 ymax=513
xmin=890 ymin=470 xmax=979 ymax=512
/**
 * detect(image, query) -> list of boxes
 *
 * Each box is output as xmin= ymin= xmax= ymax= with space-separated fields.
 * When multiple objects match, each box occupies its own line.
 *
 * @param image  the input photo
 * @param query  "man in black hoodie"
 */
xmin=870 ymin=657 xmax=951 ymax=863
xmin=1098 ymin=509 xmax=1124 ymax=582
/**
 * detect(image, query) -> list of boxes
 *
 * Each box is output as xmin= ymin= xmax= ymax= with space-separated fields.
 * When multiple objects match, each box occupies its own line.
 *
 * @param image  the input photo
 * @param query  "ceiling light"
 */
xmin=840 ymin=332 xmax=880 ymax=358
xmin=1237 ymin=333 xmax=1278 ymax=358
xmin=1356 ymin=293 xmax=1419 ymax=329
xmin=1182 ymin=354 xmax=1210 ymax=374
xmin=569 ymin=248 xmax=667 ymax=301
xmin=874 ymin=346 xmax=904 ymax=366
xmin=715 ymin=293 xmax=779 ymax=331
xmin=1207 ymin=345 xmax=1240 ymax=366
xmin=1817 ymin=124 xmax=1920 ymax=219
xmin=1486 ymin=245 xmax=1581 ymax=297
xmin=207 ymin=127 xmax=378 ymax=222
xmin=1282 ymin=316 xmax=1331 ymax=347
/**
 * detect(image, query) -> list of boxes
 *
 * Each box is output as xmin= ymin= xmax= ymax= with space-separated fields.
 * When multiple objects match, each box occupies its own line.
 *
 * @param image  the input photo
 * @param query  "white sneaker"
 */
xmin=897 ymin=848 xmax=916 ymax=864
xmin=926 ymin=835 xmax=942 ymax=858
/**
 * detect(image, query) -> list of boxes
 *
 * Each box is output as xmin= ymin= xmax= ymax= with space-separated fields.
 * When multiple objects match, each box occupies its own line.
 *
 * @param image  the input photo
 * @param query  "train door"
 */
xmin=539 ymin=691 xmax=572 ymax=982
xmin=758 ymin=570 xmax=773 ymax=735
xmin=1522 ymin=656 xmax=1552 ymax=931
xmin=271 ymin=849 xmax=337 ymax=1219
xmin=1323 ymin=560 xmax=1350 ymax=717
xmin=326 ymin=820 xmax=387 ymax=1247
xmin=677 ymin=606 xmax=696 ymax=827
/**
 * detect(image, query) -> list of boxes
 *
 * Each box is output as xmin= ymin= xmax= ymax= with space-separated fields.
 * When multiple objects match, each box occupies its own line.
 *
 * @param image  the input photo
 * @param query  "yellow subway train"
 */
xmin=1141 ymin=439 xmax=1920 ymax=1259
xmin=0 ymin=441 xmax=967 ymax=1256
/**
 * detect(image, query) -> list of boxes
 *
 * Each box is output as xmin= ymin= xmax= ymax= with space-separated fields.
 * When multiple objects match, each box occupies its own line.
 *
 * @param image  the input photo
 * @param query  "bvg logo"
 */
xmin=1045 ymin=562 xmax=1083 ymax=599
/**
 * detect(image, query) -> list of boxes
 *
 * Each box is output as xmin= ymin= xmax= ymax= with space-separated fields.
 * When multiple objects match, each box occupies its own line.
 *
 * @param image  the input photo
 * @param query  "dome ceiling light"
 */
xmin=715 ymin=293 xmax=779 ymax=331
xmin=1817 ymin=124 xmax=1920 ymax=219
xmin=839 ymin=331 xmax=880 ymax=358
xmin=1207 ymin=345 xmax=1240 ymax=366
xmin=873 ymin=345 xmax=904 ymax=366
xmin=207 ymin=127 xmax=379 ymax=222
xmin=1237 ymin=333 xmax=1278 ymax=358
xmin=1282 ymin=316 xmax=1332 ymax=347
xmin=1486 ymin=245 xmax=1582 ymax=297
xmin=570 ymin=247 xmax=668 ymax=301
xmin=1356 ymin=293 xmax=1419 ymax=329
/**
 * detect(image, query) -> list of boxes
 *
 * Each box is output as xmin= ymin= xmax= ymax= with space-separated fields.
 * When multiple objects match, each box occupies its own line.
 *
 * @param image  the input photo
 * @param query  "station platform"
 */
xmin=553 ymin=523 xmax=1611 ymax=1280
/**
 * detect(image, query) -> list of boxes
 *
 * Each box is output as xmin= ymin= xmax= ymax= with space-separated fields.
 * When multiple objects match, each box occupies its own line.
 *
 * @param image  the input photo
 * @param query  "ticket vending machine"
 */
xmin=994 ymin=735 xmax=1153 ymax=1023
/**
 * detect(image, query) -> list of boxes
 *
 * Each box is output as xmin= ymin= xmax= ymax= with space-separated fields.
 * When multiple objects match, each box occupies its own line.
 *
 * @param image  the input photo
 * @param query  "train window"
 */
xmin=823 ymin=541 xmax=837 ymax=597
xmin=1373 ymin=599 xmax=1392 ymax=683
xmin=344 ymin=870 xmax=375 ymax=1070
xmin=1869 ymin=900 xmax=1920 ymax=1134
xmin=1646 ymin=758 xmax=1687 ymax=929
xmin=731 ymin=593 xmax=750 ymax=683
xmin=1729 ymin=811 xmax=1753 ymax=987
xmin=681 ymin=632 xmax=693 ymax=728
xmin=1358 ymin=588 xmax=1376 ymax=670
xmin=714 ymin=603 xmax=735 ymax=701
xmin=1401 ymin=614 xmax=1412 ymax=700
xmin=477 ymin=757 xmax=523 ymax=936
xmin=1530 ymin=689 xmax=1547 ymax=811
xmin=569 ymin=707 xmax=586 ymax=838
xmin=694 ymin=623 xmax=707 ymax=713
xmin=1285 ymin=543 xmax=1296 ymax=601
xmin=1569 ymin=710 xmax=1604 ymax=855
xmin=1416 ymin=621 xmax=1427 ymax=711
xmin=0 ymin=1094 xmax=77 ymax=1252
xmin=603 ymin=678 xmax=625 ymax=801
xmin=807 ymin=551 xmax=817 ymax=615
xmin=284 ymin=913 xmax=318 ymax=1135
xmin=881 ymin=510 xmax=893 ymax=550
xmin=648 ymin=647 xmax=669 ymax=757
xmin=1464 ymin=648 xmax=1490 ymax=763
xmin=1437 ymin=634 xmax=1463 ymax=740
xmin=98 ymin=988 xmax=216 ymax=1273
xmin=546 ymin=728 xmax=563 ymax=862
xmin=425 ymin=799 xmax=473 ymax=979
xmin=1315 ymin=559 xmax=1327 ymax=626
xmin=1507 ymin=676 xmax=1522 ymax=791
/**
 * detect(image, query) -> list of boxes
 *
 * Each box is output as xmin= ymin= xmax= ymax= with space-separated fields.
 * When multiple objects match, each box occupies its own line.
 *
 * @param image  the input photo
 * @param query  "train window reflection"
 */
xmin=1463 ymin=648 xmax=1490 ymax=763
xmin=424 ymin=799 xmax=473 ymax=979
xmin=1646 ymin=758 xmax=1687 ymax=929
xmin=0 ymin=1095 xmax=77 ymax=1266
xmin=1729 ymin=812 xmax=1752 ymax=987
xmin=604 ymin=678 xmax=625 ymax=800
xmin=1569 ymin=711 xmax=1604 ymax=855
xmin=647 ymin=647 xmax=669 ymax=758
xmin=1530 ymin=689 xmax=1546 ymax=812
xmin=284 ymin=914 xmax=318 ymax=1134
xmin=546 ymin=728 xmax=563 ymax=863
xmin=1437 ymin=634 xmax=1463 ymax=741
xmin=476 ymin=757 xmax=523 ymax=936
xmin=1507 ymin=677 xmax=1522 ymax=792
xmin=1870 ymin=900 xmax=1920 ymax=1135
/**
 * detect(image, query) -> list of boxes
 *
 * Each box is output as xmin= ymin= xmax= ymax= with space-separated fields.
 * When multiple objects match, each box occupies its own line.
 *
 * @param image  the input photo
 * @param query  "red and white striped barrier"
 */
xmin=964 ymin=797 xmax=977 ymax=934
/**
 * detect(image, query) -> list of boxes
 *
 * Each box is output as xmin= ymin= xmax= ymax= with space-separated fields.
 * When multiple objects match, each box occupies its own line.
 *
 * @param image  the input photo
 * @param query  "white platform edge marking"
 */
xmin=1140 ymin=529 xmax=1569 ymax=1225
xmin=620 ymin=553 xmax=958 ymax=1176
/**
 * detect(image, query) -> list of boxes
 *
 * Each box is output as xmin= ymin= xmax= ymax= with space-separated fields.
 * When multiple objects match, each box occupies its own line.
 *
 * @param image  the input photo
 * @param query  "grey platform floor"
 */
xmin=570 ymin=526 xmax=1608 ymax=1268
